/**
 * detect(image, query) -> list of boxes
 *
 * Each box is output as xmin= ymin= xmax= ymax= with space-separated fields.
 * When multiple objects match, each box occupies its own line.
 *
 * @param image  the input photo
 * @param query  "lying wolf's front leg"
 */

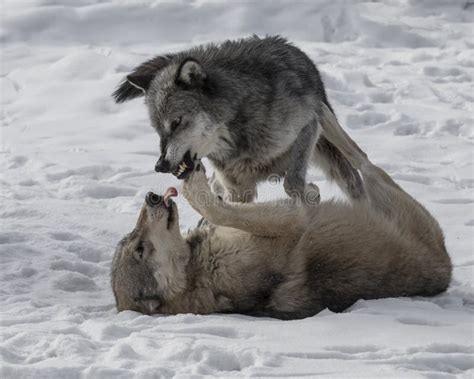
xmin=224 ymin=182 xmax=257 ymax=203
xmin=284 ymin=119 xmax=321 ymax=204
xmin=183 ymin=165 xmax=309 ymax=237
xmin=211 ymin=171 xmax=257 ymax=203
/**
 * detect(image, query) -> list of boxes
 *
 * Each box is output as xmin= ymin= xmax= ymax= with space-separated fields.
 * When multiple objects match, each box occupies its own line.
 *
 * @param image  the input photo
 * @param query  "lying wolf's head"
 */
xmin=113 ymin=55 xmax=233 ymax=179
xmin=111 ymin=188 xmax=189 ymax=314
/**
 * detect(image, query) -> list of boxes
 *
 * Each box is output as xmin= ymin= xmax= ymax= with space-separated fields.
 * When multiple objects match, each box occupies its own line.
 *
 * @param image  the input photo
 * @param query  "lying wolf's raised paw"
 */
xmin=194 ymin=160 xmax=206 ymax=174
xmin=182 ymin=163 xmax=212 ymax=205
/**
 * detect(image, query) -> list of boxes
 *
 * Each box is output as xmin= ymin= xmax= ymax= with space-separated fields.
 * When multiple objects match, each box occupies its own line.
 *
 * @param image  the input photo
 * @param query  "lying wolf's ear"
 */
xmin=175 ymin=58 xmax=207 ymax=89
xmin=112 ymin=54 xmax=174 ymax=103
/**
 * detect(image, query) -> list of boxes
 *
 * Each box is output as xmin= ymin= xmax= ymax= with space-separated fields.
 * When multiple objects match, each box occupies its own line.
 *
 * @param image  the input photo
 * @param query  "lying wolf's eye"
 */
xmin=170 ymin=116 xmax=182 ymax=131
xmin=136 ymin=242 xmax=144 ymax=259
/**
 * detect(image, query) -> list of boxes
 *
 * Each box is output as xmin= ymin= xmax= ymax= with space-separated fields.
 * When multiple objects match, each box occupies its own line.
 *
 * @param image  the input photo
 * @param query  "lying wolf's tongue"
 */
xmin=163 ymin=187 xmax=178 ymax=207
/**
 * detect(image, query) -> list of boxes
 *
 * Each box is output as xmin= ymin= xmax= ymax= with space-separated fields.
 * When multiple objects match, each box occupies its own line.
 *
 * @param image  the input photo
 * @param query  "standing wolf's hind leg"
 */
xmin=284 ymin=119 xmax=321 ymax=203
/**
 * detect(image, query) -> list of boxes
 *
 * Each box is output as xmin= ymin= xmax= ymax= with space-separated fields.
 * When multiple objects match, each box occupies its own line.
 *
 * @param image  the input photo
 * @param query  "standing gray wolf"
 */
xmin=113 ymin=35 xmax=364 ymax=202
xmin=111 ymin=104 xmax=451 ymax=319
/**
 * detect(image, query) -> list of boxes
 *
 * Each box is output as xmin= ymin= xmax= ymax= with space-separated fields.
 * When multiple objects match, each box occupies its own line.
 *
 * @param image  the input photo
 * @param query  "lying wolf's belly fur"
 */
xmin=157 ymin=202 xmax=451 ymax=320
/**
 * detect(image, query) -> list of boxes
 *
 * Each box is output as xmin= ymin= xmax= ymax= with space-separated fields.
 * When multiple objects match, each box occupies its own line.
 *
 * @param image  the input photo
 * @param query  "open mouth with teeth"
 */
xmin=146 ymin=187 xmax=178 ymax=228
xmin=173 ymin=150 xmax=195 ymax=180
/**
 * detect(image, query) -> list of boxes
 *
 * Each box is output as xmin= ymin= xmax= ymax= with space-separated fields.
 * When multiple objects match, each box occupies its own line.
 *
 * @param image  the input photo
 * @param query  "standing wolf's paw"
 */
xmin=303 ymin=183 xmax=321 ymax=205
xmin=283 ymin=174 xmax=306 ymax=199
xmin=284 ymin=176 xmax=320 ymax=205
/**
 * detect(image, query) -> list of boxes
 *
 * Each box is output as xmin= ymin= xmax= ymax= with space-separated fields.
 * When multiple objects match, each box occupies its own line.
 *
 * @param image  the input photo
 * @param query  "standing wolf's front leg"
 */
xmin=183 ymin=165 xmax=309 ymax=237
xmin=284 ymin=118 xmax=321 ymax=204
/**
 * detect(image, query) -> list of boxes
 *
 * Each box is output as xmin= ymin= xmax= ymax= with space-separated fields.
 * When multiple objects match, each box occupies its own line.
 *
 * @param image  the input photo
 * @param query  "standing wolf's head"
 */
xmin=113 ymin=55 xmax=233 ymax=179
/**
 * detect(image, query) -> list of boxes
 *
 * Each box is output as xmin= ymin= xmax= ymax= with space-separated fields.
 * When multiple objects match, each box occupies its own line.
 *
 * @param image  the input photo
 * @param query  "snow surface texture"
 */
xmin=1 ymin=0 xmax=473 ymax=377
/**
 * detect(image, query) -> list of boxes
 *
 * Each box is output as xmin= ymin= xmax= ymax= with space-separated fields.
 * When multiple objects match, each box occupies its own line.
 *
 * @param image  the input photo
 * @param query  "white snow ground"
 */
xmin=1 ymin=0 xmax=473 ymax=377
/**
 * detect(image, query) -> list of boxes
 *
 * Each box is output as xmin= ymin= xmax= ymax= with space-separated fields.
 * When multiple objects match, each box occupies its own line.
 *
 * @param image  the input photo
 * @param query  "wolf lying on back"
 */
xmin=113 ymin=35 xmax=363 ymax=202
xmin=111 ymin=104 xmax=451 ymax=319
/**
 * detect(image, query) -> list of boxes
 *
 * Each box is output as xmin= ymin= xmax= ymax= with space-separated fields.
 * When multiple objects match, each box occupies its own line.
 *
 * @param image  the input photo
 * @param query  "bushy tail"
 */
xmin=313 ymin=103 xmax=366 ymax=201
xmin=318 ymin=103 xmax=369 ymax=170
xmin=318 ymin=102 xmax=449 ymax=262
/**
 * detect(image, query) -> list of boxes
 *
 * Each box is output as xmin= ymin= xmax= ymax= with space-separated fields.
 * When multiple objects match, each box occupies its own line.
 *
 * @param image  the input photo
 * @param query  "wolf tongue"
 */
xmin=163 ymin=187 xmax=178 ymax=207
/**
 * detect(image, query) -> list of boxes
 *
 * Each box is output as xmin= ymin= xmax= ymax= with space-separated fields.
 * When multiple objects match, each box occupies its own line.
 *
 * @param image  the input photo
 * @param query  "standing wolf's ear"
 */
xmin=112 ymin=54 xmax=174 ymax=103
xmin=126 ymin=74 xmax=153 ymax=93
xmin=175 ymin=58 xmax=207 ymax=89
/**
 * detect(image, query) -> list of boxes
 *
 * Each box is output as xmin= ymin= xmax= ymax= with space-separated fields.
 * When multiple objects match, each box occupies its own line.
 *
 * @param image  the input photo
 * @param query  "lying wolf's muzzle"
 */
xmin=146 ymin=192 xmax=162 ymax=207
xmin=146 ymin=188 xmax=178 ymax=209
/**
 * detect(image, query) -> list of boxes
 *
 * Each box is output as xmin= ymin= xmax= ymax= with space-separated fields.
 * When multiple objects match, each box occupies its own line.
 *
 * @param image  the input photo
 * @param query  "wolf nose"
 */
xmin=146 ymin=192 xmax=162 ymax=206
xmin=155 ymin=159 xmax=170 ymax=173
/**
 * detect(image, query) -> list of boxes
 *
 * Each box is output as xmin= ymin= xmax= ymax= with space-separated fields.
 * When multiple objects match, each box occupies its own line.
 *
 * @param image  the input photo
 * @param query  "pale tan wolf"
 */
xmin=111 ymin=104 xmax=451 ymax=319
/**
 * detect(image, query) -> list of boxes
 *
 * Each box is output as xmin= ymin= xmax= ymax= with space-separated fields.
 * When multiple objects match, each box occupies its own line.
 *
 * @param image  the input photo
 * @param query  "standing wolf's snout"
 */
xmin=155 ymin=158 xmax=171 ymax=173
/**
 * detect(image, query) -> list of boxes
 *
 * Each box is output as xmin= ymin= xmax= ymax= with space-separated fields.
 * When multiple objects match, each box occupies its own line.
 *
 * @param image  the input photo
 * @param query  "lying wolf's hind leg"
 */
xmin=284 ymin=119 xmax=321 ymax=203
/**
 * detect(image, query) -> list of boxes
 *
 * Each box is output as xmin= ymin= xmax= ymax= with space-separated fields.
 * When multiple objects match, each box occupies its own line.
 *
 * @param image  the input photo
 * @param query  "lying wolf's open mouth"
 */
xmin=173 ymin=150 xmax=195 ymax=180
xmin=146 ymin=188 xmax=177 ymax=208
xmin=146 ymin=188 xmax=178 ymax=228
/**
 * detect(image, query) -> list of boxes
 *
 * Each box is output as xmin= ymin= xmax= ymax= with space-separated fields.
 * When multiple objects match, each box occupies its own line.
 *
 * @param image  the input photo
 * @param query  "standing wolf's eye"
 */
xmin=170 ymin=116 xmax=182 ymax=131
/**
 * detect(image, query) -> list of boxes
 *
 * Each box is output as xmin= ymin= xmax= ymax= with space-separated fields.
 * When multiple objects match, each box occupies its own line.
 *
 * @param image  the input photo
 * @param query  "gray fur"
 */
xmin=111 ymin=106 xmax=451 ymax=319
xmin=113 ymin=35 xmax=364 ymax=201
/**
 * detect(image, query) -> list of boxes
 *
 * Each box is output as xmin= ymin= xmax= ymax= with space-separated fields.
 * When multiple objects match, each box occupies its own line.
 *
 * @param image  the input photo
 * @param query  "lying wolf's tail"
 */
xmin=314 ymin=103 xmax=367 ymax=200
